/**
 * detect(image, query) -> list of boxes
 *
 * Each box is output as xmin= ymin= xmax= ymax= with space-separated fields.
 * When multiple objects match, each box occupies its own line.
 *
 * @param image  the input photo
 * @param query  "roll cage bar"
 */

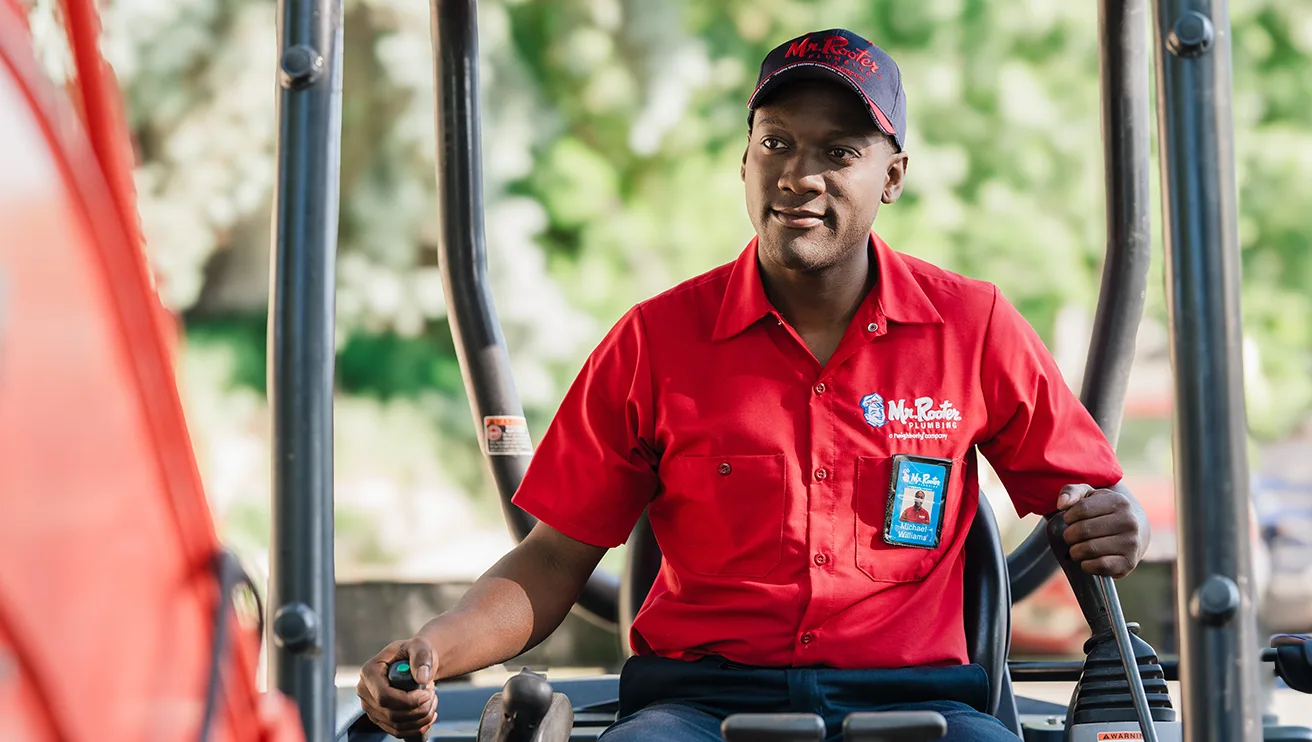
xmin=266 ymin=0 xmax=1262 ymax=739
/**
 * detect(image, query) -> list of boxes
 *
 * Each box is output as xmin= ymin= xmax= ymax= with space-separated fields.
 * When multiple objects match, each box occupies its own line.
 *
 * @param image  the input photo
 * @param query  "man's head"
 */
xmin=742 ymin=30 xmax=910 ymax=273
xmin=914 ymin=490 xmax=925 ymax=507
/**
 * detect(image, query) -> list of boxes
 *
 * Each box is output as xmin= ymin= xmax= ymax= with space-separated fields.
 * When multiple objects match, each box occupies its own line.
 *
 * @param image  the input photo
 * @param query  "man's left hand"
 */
xmin=1056 ymin=483 xmax=1149 ymax=578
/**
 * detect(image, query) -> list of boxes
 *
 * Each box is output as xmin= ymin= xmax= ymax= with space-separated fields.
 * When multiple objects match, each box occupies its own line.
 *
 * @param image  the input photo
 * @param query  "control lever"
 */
xmin=385 ymin=660 xmax=428 ymax=742
xmin=1094 ymin=574 xmax=1158 ymax=742
xmin=1262 ymin=634 xmax=1312 ymax=694
xmin=842 ymin=711 xmax=946 ymax=741
xmin=721 ymin=713 xmax=825 ymax=741
xmin=387 ymin=660 xmax=421 ymax=692
xmin=495 ymin=669 xmax=555 ymax=742
xmin=1043 ymin=514 xmax=1113 ymax=636
xmin=1046 ymin=515 xmax=1159 ymax=742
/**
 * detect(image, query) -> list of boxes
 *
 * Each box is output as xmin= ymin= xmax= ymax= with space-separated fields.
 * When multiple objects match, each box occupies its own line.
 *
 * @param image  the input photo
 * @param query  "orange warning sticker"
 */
xmin=1097 ymin=734 xmax=1144 ymax=740
xmin=483 ymin=416 xmax=533 ymax=456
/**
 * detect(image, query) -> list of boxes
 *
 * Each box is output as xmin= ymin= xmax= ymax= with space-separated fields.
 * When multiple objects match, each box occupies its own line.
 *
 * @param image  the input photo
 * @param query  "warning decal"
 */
xmin=483 ymin=416 xmax=533 ymax=456
xmin=1097 ymin=734 xmax=1144 ymax=740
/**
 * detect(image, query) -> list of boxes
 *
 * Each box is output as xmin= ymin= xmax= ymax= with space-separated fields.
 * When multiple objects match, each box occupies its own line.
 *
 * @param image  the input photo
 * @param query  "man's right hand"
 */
xmin=353 ymin=522 xmax=607 ymax=739
xmin=357 ymin=636 xmax=439 ymax=740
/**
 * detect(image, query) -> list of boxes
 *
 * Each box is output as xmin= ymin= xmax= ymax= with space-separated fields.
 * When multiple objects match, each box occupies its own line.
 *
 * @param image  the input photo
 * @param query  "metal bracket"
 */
xmin=280 ymin=45 xmax=324 ymax=90
xmin=273 ymin=601 xmax=321 ymax=654
xmin=1190 ymin=574 xmax=1242 ymax=626
xmin=1167 ymin=11 xmax=1215 ymax=58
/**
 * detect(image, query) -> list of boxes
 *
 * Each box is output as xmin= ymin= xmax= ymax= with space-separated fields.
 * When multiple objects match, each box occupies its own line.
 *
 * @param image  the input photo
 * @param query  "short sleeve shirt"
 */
xmin=511 ymin=233 xmax=1123 ymax=669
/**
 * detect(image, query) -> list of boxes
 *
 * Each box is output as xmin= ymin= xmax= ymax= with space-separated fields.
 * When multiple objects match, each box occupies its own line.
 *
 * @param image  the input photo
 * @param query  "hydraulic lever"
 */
xmin=1095 ymin=574 xmax=1159 ymax=742
xmin=384 ymin=660 xmax=427 ymax=741
xmin=1262 ymin=634 xmax=1312 ymax=694
xmin=386 ymin=660 xmax=421 ymax=692
xmin=386 ymin=662 xmax=571 ymax=742
xmin=1046 ymin=515 xmax=1162 ymax=742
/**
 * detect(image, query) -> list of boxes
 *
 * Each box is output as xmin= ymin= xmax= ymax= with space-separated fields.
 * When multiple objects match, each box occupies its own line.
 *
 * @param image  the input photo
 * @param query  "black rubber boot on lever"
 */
xmin=1046 ymin=515 xmax=1176 ymax=740
xmin=473 ymin=668 xmax=573 ymax=742
xmin=495 ymin=670 xmax=554 ymax=742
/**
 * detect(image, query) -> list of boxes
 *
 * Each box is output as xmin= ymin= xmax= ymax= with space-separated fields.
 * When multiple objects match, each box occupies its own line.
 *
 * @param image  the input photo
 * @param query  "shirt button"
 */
xmin=813 ymin=382 xmax=826 ymax=394
xmin=800 ymin=632 xmax=814 ymax=645
xmin=814 ymin=468 xmax=828 ymax=481
xmin=718 ymin=462 xmax=732 ymax=475
xmin=867 ymin=322 xmax=879 ymax=332
xmin=813 ymin=553 xmax=828 ymax=566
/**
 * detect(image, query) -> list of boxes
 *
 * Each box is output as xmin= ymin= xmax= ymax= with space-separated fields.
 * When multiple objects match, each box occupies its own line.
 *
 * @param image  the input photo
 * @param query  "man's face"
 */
xmin=743 ymin=80 xmax=908 ymax=273
xmin=915 ymin=493 xmax=925 ymax=508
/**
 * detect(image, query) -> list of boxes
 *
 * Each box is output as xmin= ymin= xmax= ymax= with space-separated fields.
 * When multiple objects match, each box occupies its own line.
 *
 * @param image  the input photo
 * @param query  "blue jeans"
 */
xmin=598 ymin=656 xmax=1016 ymax=742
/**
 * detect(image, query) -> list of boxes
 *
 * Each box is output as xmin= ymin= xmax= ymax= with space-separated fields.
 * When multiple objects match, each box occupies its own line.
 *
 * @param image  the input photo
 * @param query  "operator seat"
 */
xmin=621 ymin=493 xmax=1022 ymax=735
xmin=962 ymin=495 xmax=1021 ymax=733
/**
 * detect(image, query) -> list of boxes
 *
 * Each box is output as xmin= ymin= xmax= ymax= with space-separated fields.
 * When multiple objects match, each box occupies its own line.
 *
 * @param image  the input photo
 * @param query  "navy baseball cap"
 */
xmin=748 ymin=29 xmax=907 ymax=151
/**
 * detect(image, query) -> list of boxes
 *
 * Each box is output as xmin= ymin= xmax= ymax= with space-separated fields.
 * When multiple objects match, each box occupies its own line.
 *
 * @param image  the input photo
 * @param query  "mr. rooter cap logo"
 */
xmin=783 ymin=34 xmax=881 ymax=81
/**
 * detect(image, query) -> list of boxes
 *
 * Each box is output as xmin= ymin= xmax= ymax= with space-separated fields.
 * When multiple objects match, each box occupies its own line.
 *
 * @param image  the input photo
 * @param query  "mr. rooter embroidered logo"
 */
xmin=784 ymin=34 xmax=880 ymax=81
xmin=888 ymin=397 xmax=961 ymax=430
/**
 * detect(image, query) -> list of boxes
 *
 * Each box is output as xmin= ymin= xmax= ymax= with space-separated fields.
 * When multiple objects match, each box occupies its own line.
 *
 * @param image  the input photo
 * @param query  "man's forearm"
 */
xmin=415 ymin=535 xmax=600 ymax=680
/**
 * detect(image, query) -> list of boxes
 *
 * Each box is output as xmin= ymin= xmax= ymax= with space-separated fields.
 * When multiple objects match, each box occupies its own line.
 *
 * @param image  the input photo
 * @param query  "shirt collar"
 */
xmin=712 ymin=232 xmax=944 ymax=342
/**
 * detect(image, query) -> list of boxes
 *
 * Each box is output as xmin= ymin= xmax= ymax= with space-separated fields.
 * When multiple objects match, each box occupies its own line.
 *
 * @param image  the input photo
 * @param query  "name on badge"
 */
xmin=884 ymin=454 xmax=953 ymax=550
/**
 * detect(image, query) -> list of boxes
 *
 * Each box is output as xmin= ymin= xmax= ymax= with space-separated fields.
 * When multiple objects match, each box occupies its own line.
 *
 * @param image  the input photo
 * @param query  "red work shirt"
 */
xmin=511 ymin=233 xmax=1122 ymax=670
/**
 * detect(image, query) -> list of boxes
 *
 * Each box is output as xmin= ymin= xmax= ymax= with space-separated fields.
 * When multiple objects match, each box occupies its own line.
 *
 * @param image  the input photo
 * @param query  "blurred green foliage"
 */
xmin=32 ymin=0 xmax=1311 ymax=519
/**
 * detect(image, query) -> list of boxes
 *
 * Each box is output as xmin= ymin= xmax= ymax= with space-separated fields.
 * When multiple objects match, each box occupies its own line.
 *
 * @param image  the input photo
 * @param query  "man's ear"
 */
xmin=741 ymin=146 xmax=748 ymax=182
xmin=882 ymin=151 xmax=909 ymax=204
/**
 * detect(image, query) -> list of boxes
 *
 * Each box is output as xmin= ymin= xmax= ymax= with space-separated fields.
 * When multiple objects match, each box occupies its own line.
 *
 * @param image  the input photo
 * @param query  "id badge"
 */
xmin=883 ymin=454 xmax=953 ymax=549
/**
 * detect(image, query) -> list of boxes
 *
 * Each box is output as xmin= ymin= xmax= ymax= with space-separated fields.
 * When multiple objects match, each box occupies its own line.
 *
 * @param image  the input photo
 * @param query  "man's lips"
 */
xmin=772 ymin=208 xmax=826 ymax=229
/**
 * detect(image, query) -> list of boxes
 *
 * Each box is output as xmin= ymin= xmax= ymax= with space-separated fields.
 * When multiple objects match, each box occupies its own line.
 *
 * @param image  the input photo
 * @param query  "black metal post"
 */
xmin=1008 ymin=0 xmax=1154 ymax=603
xmin=1151 ymin=1 xmax=1262 ymax=740
xmin=429 ymin=0 xmax=620 ymax=630
xmin=267 ymin=0 xmax=343 ymax=734
xmin=1086 ymin=0 xmax=1155 ymax=444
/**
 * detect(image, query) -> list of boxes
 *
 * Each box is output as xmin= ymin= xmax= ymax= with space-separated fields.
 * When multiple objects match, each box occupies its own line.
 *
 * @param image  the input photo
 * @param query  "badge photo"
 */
xmin=883 ymin=455 xmax=952 ymax=550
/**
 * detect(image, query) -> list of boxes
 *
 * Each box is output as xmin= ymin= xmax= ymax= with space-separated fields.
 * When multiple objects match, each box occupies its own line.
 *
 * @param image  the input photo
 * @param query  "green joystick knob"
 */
xmin=388 ymin=660 xmax=421 ymax=691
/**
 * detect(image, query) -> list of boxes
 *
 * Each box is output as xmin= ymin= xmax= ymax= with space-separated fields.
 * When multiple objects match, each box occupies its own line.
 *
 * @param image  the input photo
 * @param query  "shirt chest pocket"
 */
xmin=853 ymin=455 xmax=966 ymax=583
xmin=651 ymin=454 xmax=788 ymax=578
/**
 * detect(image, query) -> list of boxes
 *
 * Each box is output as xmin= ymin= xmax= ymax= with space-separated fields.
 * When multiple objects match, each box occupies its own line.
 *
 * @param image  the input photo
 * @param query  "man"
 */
xmin=357 ymin=28 xmax=1150 ymax=741
xmin=901 ymin=490 xmax=932 ymax=525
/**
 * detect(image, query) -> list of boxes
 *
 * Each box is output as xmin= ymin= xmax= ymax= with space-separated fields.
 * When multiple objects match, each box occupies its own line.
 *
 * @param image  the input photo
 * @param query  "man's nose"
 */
xmin=776 ymin=153 xmax=825 ymax=196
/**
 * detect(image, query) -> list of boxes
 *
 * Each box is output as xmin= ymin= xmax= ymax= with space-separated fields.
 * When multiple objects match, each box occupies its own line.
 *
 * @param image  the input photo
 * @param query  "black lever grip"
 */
xmin=387 ymin=659 xmax=421 ymax=692
xmin=1045 ymin=513 xmax=1114 ymax=637
xmin=497 ymin=668 xmax=555 ymax=742
xmin=1048 ymin=514 xmax=1160 ymax=742
xmin=1264 ymin=634 xmax=1312 ymax=694
xmin=385 ymin=659 xmax=428 ymax=741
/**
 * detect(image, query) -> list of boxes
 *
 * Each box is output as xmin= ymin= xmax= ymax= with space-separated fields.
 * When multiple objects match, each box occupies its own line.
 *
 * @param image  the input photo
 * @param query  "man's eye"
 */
xmin=762 ymin=137 xmax=786 ymax=149
xmin=829 ymin=147 xmax=855 ymax=159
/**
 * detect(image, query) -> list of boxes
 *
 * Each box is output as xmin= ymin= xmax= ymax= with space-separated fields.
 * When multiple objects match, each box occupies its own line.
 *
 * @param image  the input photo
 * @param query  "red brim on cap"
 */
xmin=748 ymin=62 xmax=898 ymax=143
